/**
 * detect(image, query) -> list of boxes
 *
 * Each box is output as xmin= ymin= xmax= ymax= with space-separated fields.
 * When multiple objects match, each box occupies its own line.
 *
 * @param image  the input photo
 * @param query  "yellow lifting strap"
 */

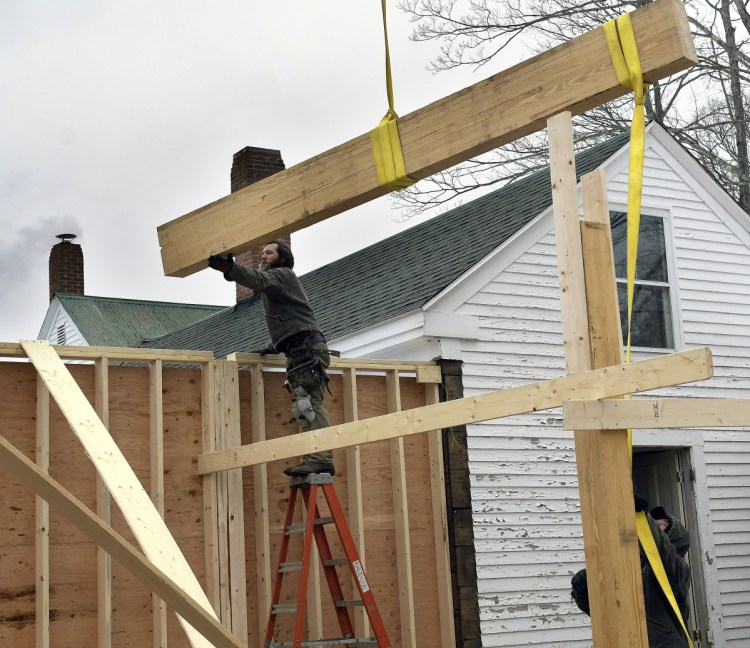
xmin=370 ymin=0 xmax=416 ymax=190
xmin=604 ymin=14 xmax=694 ymax=648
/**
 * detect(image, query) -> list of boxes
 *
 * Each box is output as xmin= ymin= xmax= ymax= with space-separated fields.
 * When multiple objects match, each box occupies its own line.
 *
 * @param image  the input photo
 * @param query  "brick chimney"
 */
xmin=49 ymin=234 xmax=84 ymax=301
xmin=230 ymin=146 xmax=290 ymax=302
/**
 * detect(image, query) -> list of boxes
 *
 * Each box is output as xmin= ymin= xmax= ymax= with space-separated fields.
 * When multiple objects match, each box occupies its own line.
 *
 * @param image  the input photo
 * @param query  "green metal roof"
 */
xmin=56 ymin=293 xmax=225 ymax=348
xmin=142 ymin=132 xmax=630 ymax=357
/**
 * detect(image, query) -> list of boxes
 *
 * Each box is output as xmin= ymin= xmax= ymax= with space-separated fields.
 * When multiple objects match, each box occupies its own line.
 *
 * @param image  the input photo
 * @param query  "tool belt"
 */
xmin=283 ymin=331 xmax=330 ymax=393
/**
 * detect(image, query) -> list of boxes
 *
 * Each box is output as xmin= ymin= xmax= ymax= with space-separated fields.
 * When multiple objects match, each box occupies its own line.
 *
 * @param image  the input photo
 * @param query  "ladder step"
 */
xmin=335 ymin=600 xmax=364 ymax=608
xmin=271 ymin=603 xmax=298 ymax=614
xmin=279 ymin=561 xmax=303 ymax=573
xmin=323 ymin=558 xmax=348 ymax=567
xmin=286 ymin=516 xmax=334 ymax=534
xmin=268 ymin=637 xmax=378 ymax=647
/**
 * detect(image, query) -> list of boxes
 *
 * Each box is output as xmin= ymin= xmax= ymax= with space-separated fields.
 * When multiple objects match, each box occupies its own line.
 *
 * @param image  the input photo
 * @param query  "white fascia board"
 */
xmin=649 ymin=123 xmax=750 ymax=244
xmin=331 ymin=310 xmax=426 ymax=358
xmin=422 ymin=310 xmax=480 ymax=338
xmin=330 ymin=309 xmax=479 ymax=360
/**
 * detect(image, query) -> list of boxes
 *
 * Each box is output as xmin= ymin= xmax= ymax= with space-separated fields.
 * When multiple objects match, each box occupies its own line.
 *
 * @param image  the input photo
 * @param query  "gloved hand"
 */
xmin=634 ymin=492 xmax=649 ymax=512
xmin=208 ymin=253 xmax=234 ymax=274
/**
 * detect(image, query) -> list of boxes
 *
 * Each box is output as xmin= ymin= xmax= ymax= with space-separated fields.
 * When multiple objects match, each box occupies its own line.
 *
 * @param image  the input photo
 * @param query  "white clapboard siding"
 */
xmin=38 ymin=302 xmax=86 ymax=347
xmin=449 ymin=137 xmax=750 ymax=647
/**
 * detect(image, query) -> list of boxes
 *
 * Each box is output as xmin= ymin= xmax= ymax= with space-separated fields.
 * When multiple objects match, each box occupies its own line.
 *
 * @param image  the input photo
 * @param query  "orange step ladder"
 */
xmin=264 ymin=473 xmax=392 ymax=647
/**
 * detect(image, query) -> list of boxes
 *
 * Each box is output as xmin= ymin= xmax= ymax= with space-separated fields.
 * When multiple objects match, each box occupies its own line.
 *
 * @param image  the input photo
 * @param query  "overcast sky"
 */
xmin=0 ymin=1 xmax=508 ymax=343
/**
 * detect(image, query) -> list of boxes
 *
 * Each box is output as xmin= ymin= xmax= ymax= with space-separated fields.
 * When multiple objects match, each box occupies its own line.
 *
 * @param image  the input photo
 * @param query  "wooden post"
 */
xmin=579 ymin=169 xmax=648 ymax=645
xmin=547 ymin=114 xmax=648 ymax=648
xmin=206 ymin=360 xmax=249 ymax=644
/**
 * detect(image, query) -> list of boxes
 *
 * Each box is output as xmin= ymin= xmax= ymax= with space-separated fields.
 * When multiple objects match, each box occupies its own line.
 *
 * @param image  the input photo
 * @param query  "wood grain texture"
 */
xmin=157 ymin=0 xmax=696 ymax=277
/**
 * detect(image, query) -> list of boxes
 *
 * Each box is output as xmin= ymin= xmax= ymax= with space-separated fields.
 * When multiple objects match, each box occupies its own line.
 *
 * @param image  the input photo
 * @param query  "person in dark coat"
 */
xmin=208 ymin=240 xmax=335 ymax=477
xmin=571 ymin=497 xmax=691 ymax=648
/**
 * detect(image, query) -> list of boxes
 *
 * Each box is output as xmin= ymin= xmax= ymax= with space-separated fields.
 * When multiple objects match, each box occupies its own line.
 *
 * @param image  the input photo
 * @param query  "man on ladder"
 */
xmin=208 ymin=239 xmax=336 ymax=477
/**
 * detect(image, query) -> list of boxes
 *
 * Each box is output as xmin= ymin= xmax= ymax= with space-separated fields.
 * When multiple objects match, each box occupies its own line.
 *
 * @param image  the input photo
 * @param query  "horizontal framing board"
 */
xmin=228 ymin=352 xmax=442 ymax=382
xmin=0 ymin=342 xmax=213 ymax=363
xmin=564 ymin=398 xmax=750 ymax=429
xmin=157 ymin=0 xmax=696 ymax=277
xmin=197 ymin=347 xmax=713 ymax=473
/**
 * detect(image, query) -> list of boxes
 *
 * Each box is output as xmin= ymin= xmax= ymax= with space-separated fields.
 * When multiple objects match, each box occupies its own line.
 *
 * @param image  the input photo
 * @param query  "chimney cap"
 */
xmin=55 ymin=233 xmax=77 ymax=243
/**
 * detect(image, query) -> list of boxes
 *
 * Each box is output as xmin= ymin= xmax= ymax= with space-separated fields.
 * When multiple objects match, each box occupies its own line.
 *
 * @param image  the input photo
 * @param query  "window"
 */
xmin=610 ymin=211 xmax=674 ymax=349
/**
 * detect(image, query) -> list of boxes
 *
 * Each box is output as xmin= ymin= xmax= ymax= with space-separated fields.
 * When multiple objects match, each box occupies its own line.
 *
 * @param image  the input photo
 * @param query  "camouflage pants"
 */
xmin=285 ymin=338 xmax=331 ymax=464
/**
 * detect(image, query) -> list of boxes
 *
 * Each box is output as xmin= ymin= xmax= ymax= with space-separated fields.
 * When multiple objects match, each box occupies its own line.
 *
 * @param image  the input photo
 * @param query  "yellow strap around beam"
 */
xmin=370 ymin=0 xmax=415 ymax=190
xmin=605 ymin=14 xmax=692 ymax=647
xmin=603 ymin=13 xmax=649 ymax=362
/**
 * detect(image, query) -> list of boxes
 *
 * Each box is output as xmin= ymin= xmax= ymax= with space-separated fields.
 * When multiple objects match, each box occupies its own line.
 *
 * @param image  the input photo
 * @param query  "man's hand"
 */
xmin=208 ymin=253 xmax=234 ymax=273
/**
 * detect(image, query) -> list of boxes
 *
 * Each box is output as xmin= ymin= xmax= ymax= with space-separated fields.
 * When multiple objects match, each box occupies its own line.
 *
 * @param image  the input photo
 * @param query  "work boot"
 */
xmin=283 ymin=461 xmax=336 ymax=477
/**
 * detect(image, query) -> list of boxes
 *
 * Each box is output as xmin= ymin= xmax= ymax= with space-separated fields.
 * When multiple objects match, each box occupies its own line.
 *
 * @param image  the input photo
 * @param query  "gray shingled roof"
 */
xmin=142 ymin=132 xmax=629 ymax=357
xmin=55 ymin=293 xmax=225 ymax=348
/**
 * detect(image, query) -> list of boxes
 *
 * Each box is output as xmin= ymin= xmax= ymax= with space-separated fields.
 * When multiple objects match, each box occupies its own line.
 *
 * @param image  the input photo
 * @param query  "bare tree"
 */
xmin=395 ymin=0 xmax=750 ymax=214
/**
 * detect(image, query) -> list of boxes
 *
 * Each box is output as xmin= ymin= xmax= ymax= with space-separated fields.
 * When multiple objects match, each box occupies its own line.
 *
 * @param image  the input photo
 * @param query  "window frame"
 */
xmin=608 ymin=205 xmax=682 ymax=353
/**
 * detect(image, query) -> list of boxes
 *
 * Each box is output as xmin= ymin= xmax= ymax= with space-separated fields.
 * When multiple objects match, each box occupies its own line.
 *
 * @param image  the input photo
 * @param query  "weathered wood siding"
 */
xmin=449 ymin=140 xmax=750 ymax=647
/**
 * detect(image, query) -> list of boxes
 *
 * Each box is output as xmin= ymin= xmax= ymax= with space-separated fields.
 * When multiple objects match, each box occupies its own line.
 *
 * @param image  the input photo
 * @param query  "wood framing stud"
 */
xmin=157 ymin=0 xmax=696 ymax=277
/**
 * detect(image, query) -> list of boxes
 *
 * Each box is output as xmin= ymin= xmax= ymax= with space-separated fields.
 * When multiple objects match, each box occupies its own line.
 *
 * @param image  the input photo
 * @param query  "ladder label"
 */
xmin=353 ymin=560 xmax=370 ymax=593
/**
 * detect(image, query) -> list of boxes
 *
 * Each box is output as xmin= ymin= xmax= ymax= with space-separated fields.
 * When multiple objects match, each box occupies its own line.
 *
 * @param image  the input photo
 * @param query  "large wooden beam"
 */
xmin=157 ymin=0 xmax=696 ymax=277
xmin=564 ymin=398 xmax=750 ymax=429
xmin=0 ymin=434 xmax=244 ymax=648
xmin=21 ymin=340 xmax=222 ymax=648
xmin=574 ymin=165 xmax=648 ymax=648
xmin=197 ymin=347 xmax=713 ymax=474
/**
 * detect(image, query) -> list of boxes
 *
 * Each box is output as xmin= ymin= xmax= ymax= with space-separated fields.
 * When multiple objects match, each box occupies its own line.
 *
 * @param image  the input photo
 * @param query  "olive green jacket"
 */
xmin=227 ymin=264 xmax=320 ymax=350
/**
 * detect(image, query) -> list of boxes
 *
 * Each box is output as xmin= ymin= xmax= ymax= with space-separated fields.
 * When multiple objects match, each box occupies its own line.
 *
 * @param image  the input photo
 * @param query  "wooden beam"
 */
xmin=21 ymin=340 xmax=222 ymax=648
xmin=0 ymin=434 xmax=244 ymax=648
xmin=35 ymin=380 xmax=50 ymax=648
xmin=564 ymin=398 xmax=750 ymax=429
xmin=576 ymin=169 xmax=648 ymax=648
xmin=157 ymin=0 xmax=696 ymax=278
xmin=197 ymin=348 xmax=713 ymax=474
